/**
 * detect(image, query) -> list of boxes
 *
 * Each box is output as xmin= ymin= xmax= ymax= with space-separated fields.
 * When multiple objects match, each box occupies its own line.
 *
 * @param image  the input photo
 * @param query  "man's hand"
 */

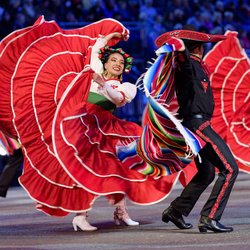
xmin=167 ymin=37 xmax=185 ymax=51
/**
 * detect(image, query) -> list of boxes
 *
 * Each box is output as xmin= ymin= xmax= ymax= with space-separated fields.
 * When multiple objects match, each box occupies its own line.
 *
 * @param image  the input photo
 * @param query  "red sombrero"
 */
xmin=155 ymin=30 xmax=227 ymax=48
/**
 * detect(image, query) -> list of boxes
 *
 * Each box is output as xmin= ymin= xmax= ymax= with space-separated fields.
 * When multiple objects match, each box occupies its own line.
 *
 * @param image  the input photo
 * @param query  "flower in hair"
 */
xmin=98 ymin=46 xmax=133 ymax=73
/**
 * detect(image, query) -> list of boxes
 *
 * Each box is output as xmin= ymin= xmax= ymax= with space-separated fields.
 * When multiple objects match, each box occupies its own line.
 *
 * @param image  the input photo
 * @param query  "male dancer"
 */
xmin=155 ymin=26 xmax=238 ymax=233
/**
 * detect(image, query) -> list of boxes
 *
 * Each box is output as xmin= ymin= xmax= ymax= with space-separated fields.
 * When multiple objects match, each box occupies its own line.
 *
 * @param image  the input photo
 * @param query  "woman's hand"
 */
xmin=103 ymin=32 xmax=129 ymax=43
xmin=104 ymin=32 xmax=122 ymax=42
xmin=92 ymin=73 xmax=105 ymax=87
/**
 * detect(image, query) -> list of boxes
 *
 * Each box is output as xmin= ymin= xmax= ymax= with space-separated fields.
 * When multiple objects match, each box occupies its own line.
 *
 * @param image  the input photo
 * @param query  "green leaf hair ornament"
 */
xmin=98 ymin=46 xmax=133 ymax=73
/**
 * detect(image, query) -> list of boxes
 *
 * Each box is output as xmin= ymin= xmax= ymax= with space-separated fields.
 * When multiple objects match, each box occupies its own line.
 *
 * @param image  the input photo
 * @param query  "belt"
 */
xmin=183 ymin=114 xmax=204 ymax=120
xmin=192 ymin=114 xmax=203 ymax=119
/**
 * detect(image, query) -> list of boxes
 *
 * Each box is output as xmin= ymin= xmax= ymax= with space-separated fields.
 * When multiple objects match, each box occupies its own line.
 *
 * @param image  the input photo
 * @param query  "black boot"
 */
xmin=162 ymin=206 xmax=193 ymax=229
xmin=198 ymin=215 xmax=233 ymax=233
xmin=0 ymin=148 xmax=23 ymax=197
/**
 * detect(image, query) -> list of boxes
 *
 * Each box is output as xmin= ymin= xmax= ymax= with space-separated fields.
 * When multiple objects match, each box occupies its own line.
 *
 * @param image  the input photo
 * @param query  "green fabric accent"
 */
xmin=87 ymin=92 xmax=116 ymax=113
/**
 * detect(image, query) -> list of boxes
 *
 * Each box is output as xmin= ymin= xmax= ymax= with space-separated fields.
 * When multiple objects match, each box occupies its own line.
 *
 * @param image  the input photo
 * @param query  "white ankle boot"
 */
xmin=114 ymin=199 xmax=139 ymax=226
xmin=72 ymin=213 xmax=98 ymax=231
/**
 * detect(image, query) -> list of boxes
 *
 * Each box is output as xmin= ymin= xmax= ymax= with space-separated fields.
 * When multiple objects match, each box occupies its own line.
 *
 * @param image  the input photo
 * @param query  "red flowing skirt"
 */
xmin=204 ymin=31 xmax=250 ymax=173
xmin=0 ymin=16 xmax=183 ymax=216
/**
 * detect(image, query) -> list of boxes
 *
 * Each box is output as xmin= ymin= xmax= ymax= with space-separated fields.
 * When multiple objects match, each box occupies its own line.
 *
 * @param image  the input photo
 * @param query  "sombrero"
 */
xmin=155 ymin=30 xmax=227 ymax=48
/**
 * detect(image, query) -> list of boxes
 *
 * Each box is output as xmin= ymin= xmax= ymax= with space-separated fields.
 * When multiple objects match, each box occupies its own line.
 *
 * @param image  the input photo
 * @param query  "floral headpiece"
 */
xmin=98 ymin=46 xmax=133 ymax=73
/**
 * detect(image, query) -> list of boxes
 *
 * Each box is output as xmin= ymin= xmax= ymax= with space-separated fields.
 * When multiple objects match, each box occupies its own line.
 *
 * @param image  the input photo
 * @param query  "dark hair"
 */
xmin=182 ymin=39 xmax=203 ymax=51
xmin=182 ymin=24 xmax=203 ymax=51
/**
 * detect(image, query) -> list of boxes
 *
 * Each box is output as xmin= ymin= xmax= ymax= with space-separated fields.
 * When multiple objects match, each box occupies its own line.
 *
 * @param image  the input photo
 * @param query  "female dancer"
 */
xmin=72 ymin=32 xmax=140 ymax=231
xmin=0 ymin=17 xmax=180 ymax=232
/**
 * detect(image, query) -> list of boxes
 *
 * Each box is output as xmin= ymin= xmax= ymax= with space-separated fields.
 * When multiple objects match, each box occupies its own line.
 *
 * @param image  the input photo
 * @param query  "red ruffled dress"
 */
xmin=0 ymin=16 xmax=181 ymax=216
xmin=204 ymin=31 xmax=250 ymax=173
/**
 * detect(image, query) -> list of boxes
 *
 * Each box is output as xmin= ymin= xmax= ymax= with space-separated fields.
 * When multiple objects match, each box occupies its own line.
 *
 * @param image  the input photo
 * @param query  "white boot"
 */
xmin=72 ymin=212 xmax=98 ymax=231
xmin=114 ymin=199 xmax=139 ymax=226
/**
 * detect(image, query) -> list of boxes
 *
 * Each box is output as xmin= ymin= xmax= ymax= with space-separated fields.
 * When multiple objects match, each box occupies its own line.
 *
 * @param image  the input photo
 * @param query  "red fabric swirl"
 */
xmin=0 ymin=16 xmax=181 ymax=216
xmin=204 ymin=31 xmax=250 ymax=173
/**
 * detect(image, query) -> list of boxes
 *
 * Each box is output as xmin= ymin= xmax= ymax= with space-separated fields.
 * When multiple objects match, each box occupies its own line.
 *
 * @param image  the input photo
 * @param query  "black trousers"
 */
xmin=171 ymin=118 xmax=239 ymax=221
xmin=0 ymin=148 xmax=23 ymax=197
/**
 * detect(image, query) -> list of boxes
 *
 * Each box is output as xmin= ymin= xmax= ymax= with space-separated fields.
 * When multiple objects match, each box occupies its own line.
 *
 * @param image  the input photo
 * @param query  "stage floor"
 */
xmin=1 ymin=172 xmax=250 ymax=250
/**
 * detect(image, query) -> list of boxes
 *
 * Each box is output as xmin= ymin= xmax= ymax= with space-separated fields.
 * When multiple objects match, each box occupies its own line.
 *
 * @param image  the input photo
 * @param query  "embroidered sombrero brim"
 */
xmin=155 ymin=30 xmax=227 ymax=47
